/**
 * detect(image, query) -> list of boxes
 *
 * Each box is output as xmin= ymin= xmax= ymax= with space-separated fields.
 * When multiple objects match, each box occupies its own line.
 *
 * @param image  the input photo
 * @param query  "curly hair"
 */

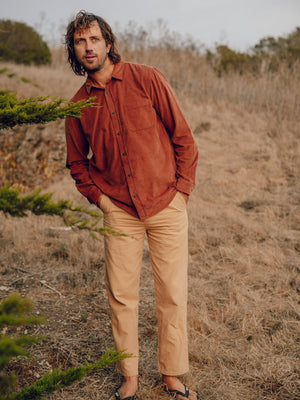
xmin=65 ymin=10 xmax=121 ymax=76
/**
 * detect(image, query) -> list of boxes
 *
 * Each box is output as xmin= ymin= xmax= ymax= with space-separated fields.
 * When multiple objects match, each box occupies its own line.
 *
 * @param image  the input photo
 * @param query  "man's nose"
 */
xmin=85 ymin=39 xmax=94 ymax=52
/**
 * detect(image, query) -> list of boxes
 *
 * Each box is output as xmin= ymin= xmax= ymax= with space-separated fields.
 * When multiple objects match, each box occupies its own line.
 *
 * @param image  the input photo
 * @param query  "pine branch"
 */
xmin=0 ymin=294 xmax=131 ymax=400
xmin=0 ymin=186 xmax=125 ymax=239
xmin=10 ymin=349 xmax=130 ymax=400
xmin=0 ymin=293 xmax=43 ymax=327
xmin=0 ymin=335 xmax=41 ymax=369
xmin=0 ymin=293 xmax=43 ymax=384
xmin=63 ymin=212 xmax=127 ymax=239
xmin=0 ymin=91 xmax=97 ymax=130
xmin=0 ymin=186 xmax=69 ymax=217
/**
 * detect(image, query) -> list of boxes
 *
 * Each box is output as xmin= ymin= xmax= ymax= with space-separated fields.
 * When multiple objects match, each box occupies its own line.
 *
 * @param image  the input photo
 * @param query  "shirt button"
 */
xmin=122 ymin=152 xmax=126 ymax=156
xmin=117 ymin=132 xmax=121 ymax=135
xmin=112 ymin=111 xmax=115 ymax=115
xmin=106 ymin=90 xmax=109 ymax=94
xmin=133 ymin=194 xmax=136 ymax=198
xmin=128 ymin=173 xmax=131 ymax=177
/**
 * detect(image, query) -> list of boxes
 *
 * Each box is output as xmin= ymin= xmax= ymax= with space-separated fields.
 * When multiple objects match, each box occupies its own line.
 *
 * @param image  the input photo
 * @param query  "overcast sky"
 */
xmin=1 ymin=0 xmax=300 ymax=51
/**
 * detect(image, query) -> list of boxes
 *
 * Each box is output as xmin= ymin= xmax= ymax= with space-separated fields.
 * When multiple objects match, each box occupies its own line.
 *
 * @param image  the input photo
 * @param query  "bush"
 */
xmin=254 ymin=26 xmax=300 ymax=70
xmin=0 ymin=293 xmax=42 ymax=399
xmin=0 ymin=20 xmax=51 ymax=65
xmin=207 ymin=45 xmax=260 ymax=76
xmin=206 ymin=26 xmax=300 ymax=76
xmin=0 ymin=293 xmax=129 ymax=400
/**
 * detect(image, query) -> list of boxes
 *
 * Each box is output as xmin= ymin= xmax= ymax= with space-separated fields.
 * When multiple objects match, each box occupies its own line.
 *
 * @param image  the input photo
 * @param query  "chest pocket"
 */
xmin=125 ymin=101 xmax=156 ymax=132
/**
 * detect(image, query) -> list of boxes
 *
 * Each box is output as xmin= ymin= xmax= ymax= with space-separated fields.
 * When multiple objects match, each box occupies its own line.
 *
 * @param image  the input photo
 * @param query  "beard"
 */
xmin=82 ymin=52 xmax=108 ymax=74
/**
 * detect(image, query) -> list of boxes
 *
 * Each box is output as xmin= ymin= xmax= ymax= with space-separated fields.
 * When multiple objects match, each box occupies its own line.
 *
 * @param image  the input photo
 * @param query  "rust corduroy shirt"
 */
xmin=65 ymin=61 xmax=198 ymax=220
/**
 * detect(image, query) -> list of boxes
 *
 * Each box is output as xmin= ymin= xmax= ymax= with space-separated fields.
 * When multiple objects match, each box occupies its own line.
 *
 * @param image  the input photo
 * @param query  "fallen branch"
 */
xmin=9 ymin=266 xmax=63 ymax=296
xmin=38 ymin=279 xmax=63 ymax=297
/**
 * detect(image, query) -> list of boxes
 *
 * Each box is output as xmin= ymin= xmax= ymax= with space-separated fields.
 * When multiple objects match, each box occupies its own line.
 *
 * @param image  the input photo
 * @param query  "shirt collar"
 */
xmin=85 ymin=61 xmax=124 ymax=94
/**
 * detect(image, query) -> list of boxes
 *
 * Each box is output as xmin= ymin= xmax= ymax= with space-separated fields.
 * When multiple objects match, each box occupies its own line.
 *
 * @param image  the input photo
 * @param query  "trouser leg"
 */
xmin=146 ymin=192 xmax=189 ymax=375
xmin=101 ymin=195 xmax=145 ymax=376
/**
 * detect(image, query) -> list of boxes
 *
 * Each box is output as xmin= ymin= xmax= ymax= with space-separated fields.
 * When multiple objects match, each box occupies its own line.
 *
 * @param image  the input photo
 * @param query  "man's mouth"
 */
xmin=85 ymin=55 xmax=96 ymax=61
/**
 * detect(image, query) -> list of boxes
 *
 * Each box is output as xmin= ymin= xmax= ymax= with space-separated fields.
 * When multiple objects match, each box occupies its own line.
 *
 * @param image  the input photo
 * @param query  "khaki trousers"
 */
xmin=100 ymin=191 xmax=189 ymax=376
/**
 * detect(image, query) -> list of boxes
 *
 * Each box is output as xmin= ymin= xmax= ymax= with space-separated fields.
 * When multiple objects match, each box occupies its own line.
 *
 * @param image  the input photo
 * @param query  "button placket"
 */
xmin=104 ymin=87 xmax=138 ymax=205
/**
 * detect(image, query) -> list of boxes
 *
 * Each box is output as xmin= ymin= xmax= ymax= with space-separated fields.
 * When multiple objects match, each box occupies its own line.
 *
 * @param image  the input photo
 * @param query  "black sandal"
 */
xmin=114 ymin=389 xmax=137 ymax=400
xmin=164 ymin=383 xmax=199 ymax=399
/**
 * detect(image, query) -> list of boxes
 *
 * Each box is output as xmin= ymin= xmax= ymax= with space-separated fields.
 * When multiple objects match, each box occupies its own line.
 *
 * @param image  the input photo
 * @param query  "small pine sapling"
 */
xmin=0 ymin=294 xmax=130 ymax=400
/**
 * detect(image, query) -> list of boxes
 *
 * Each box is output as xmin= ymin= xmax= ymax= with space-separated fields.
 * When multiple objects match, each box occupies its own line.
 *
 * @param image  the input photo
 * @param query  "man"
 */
xmin=65 ymin=11 xmax=199 ymax=400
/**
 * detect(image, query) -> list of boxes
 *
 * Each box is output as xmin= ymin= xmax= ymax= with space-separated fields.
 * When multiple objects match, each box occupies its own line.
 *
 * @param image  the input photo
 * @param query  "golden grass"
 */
xmin=0 ymin=46 xmax=299 ymax=399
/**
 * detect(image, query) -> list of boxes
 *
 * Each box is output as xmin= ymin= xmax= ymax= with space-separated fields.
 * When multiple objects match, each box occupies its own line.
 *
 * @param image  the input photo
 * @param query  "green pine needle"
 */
xmin=0 ymin=294 xmax=130 ymax=400
xmin=10 ymin=349 xmax=130 ymax=400
xmin=0 ymin=185 xmax=127 ymax=239
xmin=0 ymin=91 xmax=97 ymax=130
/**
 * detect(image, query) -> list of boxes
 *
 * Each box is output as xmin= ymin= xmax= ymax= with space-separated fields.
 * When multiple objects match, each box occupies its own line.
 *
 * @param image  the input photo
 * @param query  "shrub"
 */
xmin=206 ymin=26 xmax=300 ymax=76
xmin=0 ymin=293 xmax=129 ymax=400
xmin=0 ymin=293 xmax=42 ymax=399
xmin=207 ymin=45 xmax=260 ymax=76
xmin=254 ymin=26 xmax=300 ymax=70
xmin=0 ymin=20 xmax=51 ymax=65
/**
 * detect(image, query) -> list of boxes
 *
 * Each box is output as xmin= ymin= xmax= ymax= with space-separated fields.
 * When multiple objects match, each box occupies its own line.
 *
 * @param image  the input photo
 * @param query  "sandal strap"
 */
xmin=115 ymin=390 xmax=136 ymax=400
xmin=166 ymin=383 xmax=190 ymax=398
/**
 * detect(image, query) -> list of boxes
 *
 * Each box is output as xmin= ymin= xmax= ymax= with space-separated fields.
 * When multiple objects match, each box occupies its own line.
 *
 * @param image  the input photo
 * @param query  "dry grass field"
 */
xmin=0 ymin=42 xmax=300 ymax=400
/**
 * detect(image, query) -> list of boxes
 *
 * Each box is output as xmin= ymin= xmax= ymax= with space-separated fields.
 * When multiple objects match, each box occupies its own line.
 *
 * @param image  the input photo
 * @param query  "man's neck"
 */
xmin=89 ymin=59 xmax=114 ymax=88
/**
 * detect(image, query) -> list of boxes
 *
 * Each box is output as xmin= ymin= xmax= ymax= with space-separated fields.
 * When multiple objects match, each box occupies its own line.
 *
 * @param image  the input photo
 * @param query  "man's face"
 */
xmin=74 ymin=21 xmax=111 ymax=73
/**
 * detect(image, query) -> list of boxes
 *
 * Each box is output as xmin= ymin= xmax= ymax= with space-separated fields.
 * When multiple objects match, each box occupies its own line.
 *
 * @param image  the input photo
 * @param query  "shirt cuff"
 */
xmin=87 ymin=186 xmax=102 ymax=206
xmin=175 ymin=178 xmax=194 ymax=195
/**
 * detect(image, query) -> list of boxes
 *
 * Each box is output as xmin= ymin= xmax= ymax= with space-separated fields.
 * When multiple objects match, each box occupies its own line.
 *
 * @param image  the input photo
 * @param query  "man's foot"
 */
xmin=108 ymin=375 xmax=138 ymax=400
xmin=163 ymin=375 xmax=199 ymax=400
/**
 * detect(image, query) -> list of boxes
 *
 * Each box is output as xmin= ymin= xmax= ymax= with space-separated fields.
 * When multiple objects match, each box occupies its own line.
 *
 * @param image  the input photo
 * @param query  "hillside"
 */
xmin=0 ymin=45 xmax=299 ymax=400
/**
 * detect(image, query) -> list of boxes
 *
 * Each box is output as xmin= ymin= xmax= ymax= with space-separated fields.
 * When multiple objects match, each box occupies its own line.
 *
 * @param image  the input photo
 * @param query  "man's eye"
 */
xmin=92 ymin=37 xmax=99 ymax=42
